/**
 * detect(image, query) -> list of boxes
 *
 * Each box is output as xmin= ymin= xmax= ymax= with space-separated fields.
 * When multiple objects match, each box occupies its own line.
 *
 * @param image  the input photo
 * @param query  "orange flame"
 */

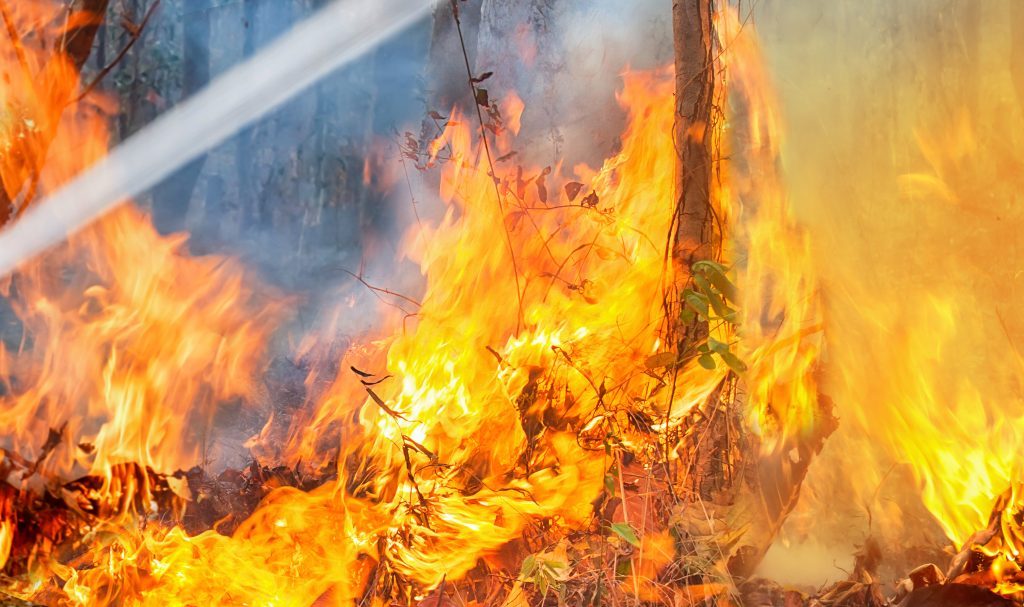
xmin=8 ymin=0 xmax=994 ymax=604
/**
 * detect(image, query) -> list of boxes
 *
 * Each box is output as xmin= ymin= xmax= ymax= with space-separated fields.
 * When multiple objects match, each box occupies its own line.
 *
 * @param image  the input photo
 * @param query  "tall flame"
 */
xmin=0 ymin=1 xmax=277 ymax=488
xmin=8 ymin=0 xmax=1022 ymax=603
xmin=0 ymin=1 xmax=736 ymax=597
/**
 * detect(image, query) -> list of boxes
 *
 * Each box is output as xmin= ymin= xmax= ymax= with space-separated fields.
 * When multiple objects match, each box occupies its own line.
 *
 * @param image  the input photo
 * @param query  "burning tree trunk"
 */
xmin=672 ymin=0 xmax=837 ymax=580
xmin=0 ymin=0 xmax=111 ymax=224
xmin=672 ymin=0 xmax=716 ymax=266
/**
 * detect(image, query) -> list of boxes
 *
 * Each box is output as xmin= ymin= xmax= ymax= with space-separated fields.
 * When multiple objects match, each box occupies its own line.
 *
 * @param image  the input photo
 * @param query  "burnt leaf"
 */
xmin=534 ymin=167 xmax=551 ymax=203
xmin=471 ymin=71 xmax=494 ymax=84
xmin=564 ymin=181 xmax=584 ymax=202
xmin=495 ymin=151 xmax=518 ymax=163
xmin=475 ymin=88 xmax=490 ymax=108
xmin=427 ymin=110 xmax=446 ymax=121
xmin=350 ymin=366 xmax=373 ymax=378
xmin=366 ymin=388 xmax=408 ymax=421
xmin=627 ymin=411 xmax=654 ymax=433
xmin=487 ymin=103 xmax=503 ymax=123
xmin=581 ymin=192 xmax=599 ymax=208
xmin=515 ymin=165 xmax=527 ymax=200
xmin=32 ymin=422 xmax=68 ymax=471
xmin=360 ymin=375 xmax=392 ymax=387
xmin=40 ymin=424 xmax=66 ymax=455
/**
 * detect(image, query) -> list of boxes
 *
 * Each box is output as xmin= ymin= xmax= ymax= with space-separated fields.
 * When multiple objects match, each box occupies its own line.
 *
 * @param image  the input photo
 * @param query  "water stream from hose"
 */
xmin=0 ymin=0 xmax=432 ymax=275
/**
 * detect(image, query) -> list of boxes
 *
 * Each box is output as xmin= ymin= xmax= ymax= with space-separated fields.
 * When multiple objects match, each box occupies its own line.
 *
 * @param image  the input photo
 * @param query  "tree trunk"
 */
xmin=151 ymin=0 xmax=212 ymax=234
xmin=672 ymin=0 xmax=716 ymax=266
xmin=424 ymin=0 xmax=481 ymax=119
xmin=671 ymin=0 xmax=836 ymax=581
xmin=235 ymin=0 xmax=259 ymax=233
xmin=64 ymin=0 xmax=112 ymax=73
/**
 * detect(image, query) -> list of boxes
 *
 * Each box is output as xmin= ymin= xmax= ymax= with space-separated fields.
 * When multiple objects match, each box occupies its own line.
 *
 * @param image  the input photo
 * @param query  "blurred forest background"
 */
xmin=89 ymin=0 xmax=670 ymax=288
xmin=88 ymin=0 xmax=431 ymax=284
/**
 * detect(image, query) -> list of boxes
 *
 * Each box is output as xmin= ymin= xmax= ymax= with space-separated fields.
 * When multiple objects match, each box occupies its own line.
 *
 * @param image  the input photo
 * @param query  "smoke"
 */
xmin=751 ymin=0 xmax=1022 ymax=585
xmin=472 ymin=0 xmax=672 ymax=168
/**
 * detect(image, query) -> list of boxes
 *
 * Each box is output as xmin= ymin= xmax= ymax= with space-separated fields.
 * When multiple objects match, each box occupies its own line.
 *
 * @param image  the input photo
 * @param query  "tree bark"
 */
xmin=424 ymin=0 xmax=481 ymax=119
xmin=235 ymin=0 xmax=259 ymax=233
xmin=672 ymin=0 xmax=716 ymax=266
xmin=151 ymin=0 xmax=212 ymax=234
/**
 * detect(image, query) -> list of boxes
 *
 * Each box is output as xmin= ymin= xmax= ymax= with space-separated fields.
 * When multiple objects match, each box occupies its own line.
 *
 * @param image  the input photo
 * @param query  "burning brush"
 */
xmin=0 ymin=0 xmax=1020 ymax=606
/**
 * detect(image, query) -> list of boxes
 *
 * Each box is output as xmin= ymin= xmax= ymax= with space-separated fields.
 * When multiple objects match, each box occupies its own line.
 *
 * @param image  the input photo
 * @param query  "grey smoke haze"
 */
xmin=0 ymin=0 xmax=431 ymax=280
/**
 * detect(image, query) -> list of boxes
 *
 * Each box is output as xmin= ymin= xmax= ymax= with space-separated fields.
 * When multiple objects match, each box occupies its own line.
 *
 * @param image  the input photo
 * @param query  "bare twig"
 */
xmin=73 ymin=0 xmax=161 ymax=104
xmin=449 ymin=0 xmax=525 ymax=334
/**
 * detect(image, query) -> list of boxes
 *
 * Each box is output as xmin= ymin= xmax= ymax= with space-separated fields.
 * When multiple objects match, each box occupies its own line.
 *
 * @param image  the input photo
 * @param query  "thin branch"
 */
xmin=340 ymin=268 xmax=422 ymax=310
xmin=73 ymin=0 xmax=161 ymax=105
xmin=450 ymin=0 xmax=525 ymax=334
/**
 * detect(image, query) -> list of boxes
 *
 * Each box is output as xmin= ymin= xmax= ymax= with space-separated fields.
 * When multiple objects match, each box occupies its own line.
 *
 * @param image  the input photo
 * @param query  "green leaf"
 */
xmin=694 ymin=260 xmax=738 ymax=302
xmin=538 ymin=573 xmax=550 ymax=595
xmin=718 ymin=350 xmax=748 ymax=373
xmin=707 ymin=270 xmax=738 ymax=303
xmin=708 ymin=291 xmax=730 ymax=318
xmin=610 ymin=522 xmax=641 ymax=547
xmin=707 ymin=337 xmax=728 ymax=354
xmin=694 ymin=273 xmax=730 ymax=318
xmin=684 ymin=290 xmax=709 ymax=317
xmin=521 ymin=554 xmax=538 ymax=579
xmin=604 ymin=473 xmax=617 ymax=495
xmin=692 ymin=260 xmax=727 ymax=275
xmin=698 ymin=354 xmax=716 ymax=370
xmin=692 ymin=273 xmax=713 ymax=296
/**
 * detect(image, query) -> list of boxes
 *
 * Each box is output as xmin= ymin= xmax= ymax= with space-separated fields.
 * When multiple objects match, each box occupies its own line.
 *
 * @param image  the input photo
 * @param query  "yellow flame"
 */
xmin=12 ymin=0 xmax=1012 ymax=603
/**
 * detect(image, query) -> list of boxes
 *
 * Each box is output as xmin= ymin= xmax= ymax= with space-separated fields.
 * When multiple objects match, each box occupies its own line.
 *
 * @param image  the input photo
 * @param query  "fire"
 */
xmin=757 ymin=3 xmax=1024 ymax=595
xmin=0 ymin=0 xmax=835 ymax=601
xmin=0 ymin=0 xmax=737 ymax=598
xmin=713 ymin=9 xmax=824 ymax=455
xmin=262 ymin=64 xmax=732 ymax=592
xmin=806 ymin=106 xmax=1024 ymax=587
xmin=5 ymin=0 xmax=1018 ymax=604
